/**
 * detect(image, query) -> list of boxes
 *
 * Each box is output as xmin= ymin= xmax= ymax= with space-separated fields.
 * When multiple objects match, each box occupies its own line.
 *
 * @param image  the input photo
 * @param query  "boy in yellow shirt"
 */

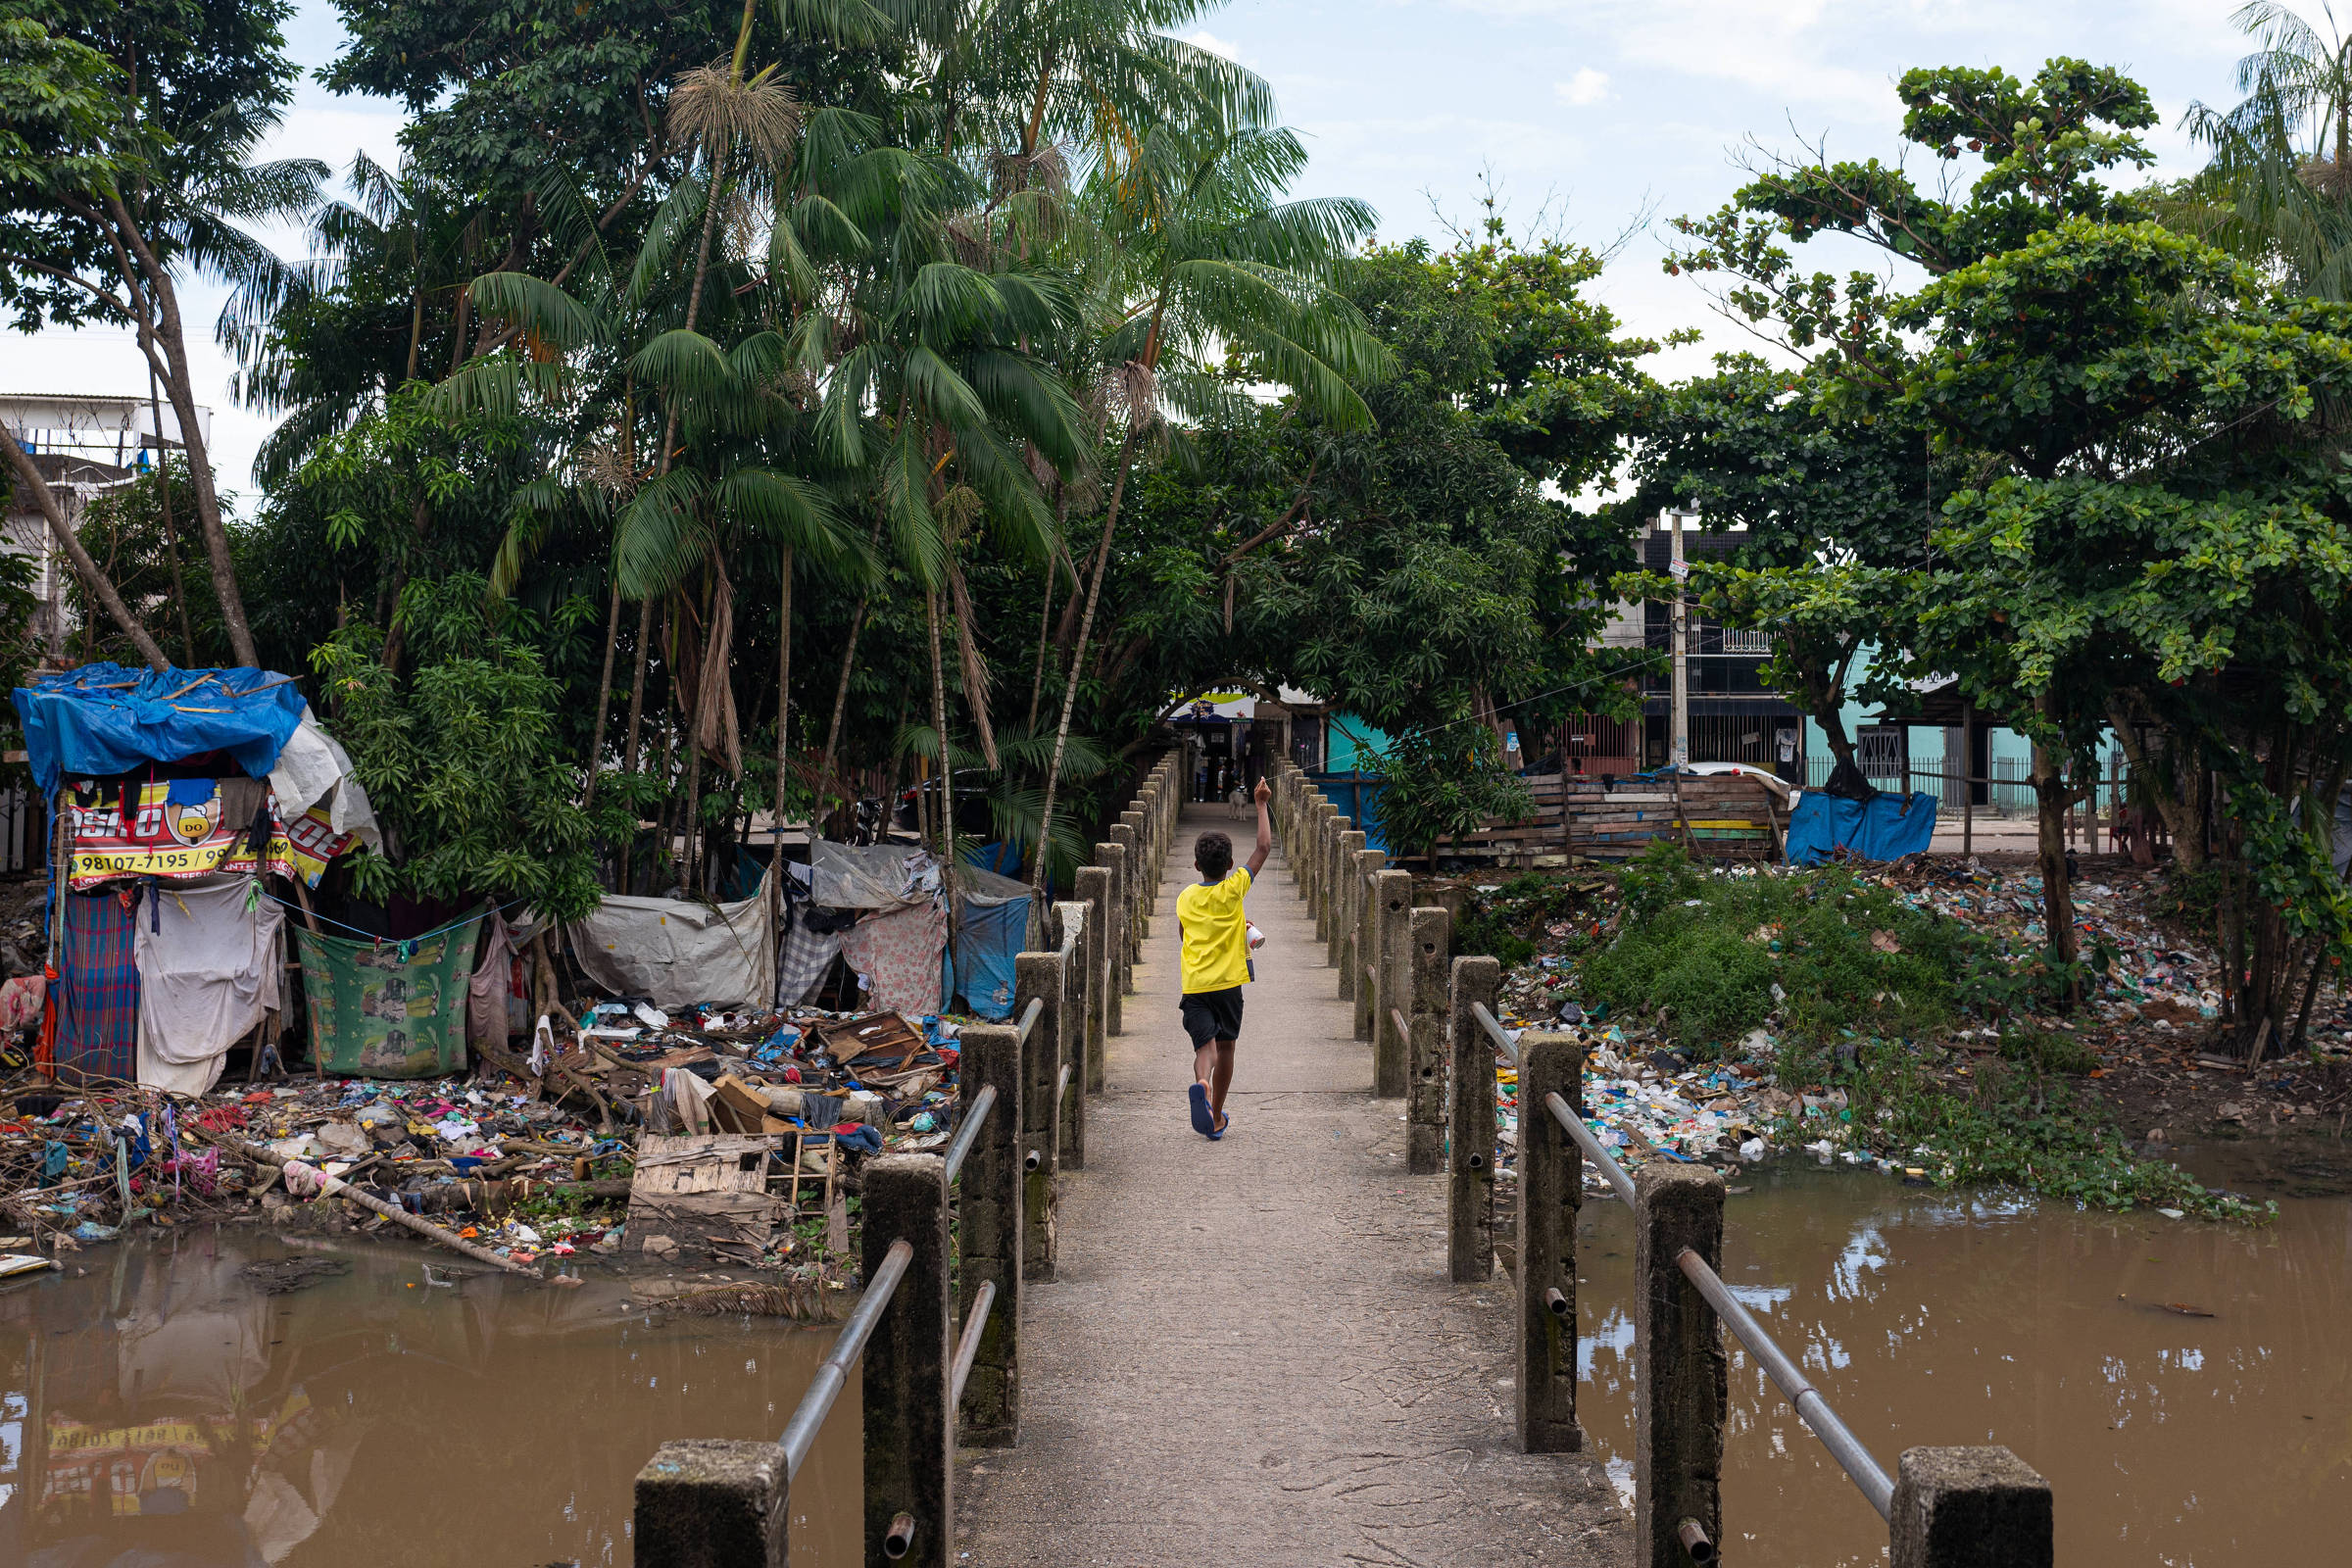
xmin=1177 ymin=777 xmax=1272 ymax=1139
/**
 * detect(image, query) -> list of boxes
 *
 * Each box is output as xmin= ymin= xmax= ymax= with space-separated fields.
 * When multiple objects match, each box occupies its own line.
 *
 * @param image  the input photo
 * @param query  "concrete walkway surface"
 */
xmin=958 ymin=807 xmax=1630 ymax=1566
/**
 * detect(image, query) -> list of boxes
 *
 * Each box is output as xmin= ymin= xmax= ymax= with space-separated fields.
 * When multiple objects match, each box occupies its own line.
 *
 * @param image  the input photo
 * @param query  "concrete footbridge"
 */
xmin=630 ymin=758 xmax=2054 ymax=1568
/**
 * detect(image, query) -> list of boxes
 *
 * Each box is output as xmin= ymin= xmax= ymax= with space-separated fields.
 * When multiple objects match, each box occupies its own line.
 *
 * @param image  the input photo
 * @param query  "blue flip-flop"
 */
xmin=1189 ymin=1082 xmax=1216 ymax=1137
xmin=1209 ymin=1107 xmax=1230 ymax=1141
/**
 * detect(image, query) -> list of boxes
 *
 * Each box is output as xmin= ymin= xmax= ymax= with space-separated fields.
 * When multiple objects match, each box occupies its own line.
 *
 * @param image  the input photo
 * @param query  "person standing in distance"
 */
xmin=1178 ymin=776 xmax=1272 ymax=1139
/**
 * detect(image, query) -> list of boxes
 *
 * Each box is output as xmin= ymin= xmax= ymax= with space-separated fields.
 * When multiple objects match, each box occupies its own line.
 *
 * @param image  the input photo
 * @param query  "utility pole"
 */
xmin=1661 ymin=507 xmax=1700 ymax=770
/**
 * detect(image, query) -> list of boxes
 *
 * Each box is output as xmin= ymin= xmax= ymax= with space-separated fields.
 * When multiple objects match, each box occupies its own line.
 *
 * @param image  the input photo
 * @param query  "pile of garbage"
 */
xmin=1468 ymin=857 xmax=2352 ymax=1203
xmin=1 ymin=997 xmax=970 ymax=1289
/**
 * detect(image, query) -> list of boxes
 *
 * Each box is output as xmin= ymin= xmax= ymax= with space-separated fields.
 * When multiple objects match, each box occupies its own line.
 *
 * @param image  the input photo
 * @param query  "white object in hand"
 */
xmin=1247 ymin=922 xmax=1265 ymax=951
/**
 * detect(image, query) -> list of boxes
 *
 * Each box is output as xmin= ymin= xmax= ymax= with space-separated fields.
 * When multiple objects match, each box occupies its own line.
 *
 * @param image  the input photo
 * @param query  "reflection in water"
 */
xmin=0 ymin=1229 xmax=858 ymax=1566
xmin=1576 ymin=1163 xmax=2352 ymax=1566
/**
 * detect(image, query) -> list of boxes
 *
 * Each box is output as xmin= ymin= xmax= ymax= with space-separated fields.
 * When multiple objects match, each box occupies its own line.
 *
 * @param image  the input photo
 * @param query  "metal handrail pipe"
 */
xmin=1014 ymin=996 xmax=1045 ymax=1043
xmin=1544 ymin=1091 xmax=1636 ymax=1206
xmin=949 ymin=1278 xmax=997 ymax=1406
xmin=778 ymin=1237 xmax=913 ymax=1479
xmin=941 ymin=1083 xmax=997 ymax=1183
xmin=1389 ymin=1007 xmax=1411 ymax=1046
xmin=1055 ymin=1060 xmax=1070 ymax=1108
xmin=1470 ymin=1001 xmax=1517 ymax=1064
xmin=1674 ymin=1246 xmax=1894 ymax=1520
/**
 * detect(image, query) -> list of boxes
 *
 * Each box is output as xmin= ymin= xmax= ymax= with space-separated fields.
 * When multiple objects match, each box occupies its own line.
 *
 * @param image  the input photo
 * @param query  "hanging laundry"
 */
xmin=294 ymin=918 xmax=480 ymax=1078
xmin=841 ymin=899 xmax=948 ymax=1014
xmin=56 ymin=887 xmax=139 ymax=1084
xmin=134 ymin=875 xmax=286 ymax=1096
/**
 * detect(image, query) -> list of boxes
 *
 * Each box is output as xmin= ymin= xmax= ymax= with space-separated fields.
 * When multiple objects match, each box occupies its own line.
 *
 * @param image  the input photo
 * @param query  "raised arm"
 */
xmin=1246 ymin=777 xmax=1273 ymax=878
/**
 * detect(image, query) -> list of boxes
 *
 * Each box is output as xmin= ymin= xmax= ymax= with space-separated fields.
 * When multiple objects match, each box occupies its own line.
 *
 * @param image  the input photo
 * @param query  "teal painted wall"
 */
xmin=1324 ymin=714 xmax=1391 ymax=772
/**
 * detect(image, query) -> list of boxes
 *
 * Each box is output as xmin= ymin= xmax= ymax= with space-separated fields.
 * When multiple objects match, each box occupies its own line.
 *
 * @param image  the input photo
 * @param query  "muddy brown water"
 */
xmin=0 ymin=1229 xmax=858 ymax=1565
xmin=4 ymin=1143 xmax=2344 ymax=1566
xmin=1574 ymin=1147 xmax=2352 ymax=1566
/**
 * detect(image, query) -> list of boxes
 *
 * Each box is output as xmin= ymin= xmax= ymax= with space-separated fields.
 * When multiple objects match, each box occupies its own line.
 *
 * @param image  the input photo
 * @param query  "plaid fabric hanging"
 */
xmin=55 ymin=887 xmax=139 ymax=1085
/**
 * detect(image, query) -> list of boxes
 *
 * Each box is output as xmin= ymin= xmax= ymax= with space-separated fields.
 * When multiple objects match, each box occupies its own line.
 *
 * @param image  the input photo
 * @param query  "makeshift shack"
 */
xmin=800 ymin=841 xmax=1029 ymax=1019
xmin=12 ymin=664 xmax=382 ymax=1090
xmin=567 ymin=876 xmax=781 ymax=1010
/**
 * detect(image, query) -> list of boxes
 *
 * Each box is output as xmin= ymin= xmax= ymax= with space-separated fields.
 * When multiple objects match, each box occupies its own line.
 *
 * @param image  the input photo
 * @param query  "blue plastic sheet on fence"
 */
xmin=15 ymin=663 xmax=308 ymax=793
xmin=1786 ymin=790 xmax=1940 ymax=865
xmin=1306 ymin=770 xmax=1389 ymax=854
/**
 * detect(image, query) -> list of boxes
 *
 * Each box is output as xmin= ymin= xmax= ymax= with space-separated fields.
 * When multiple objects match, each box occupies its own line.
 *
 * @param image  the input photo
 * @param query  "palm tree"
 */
xmin=226 ymin=153 xmax=489 ymax=486
xmin=1025 ymin=114 xmax=1388 ymax=904
xmin=803 ymin=137 xmax=1092 ymax=893
xmin=2180 ymin=2 xmax=2352 ymax=297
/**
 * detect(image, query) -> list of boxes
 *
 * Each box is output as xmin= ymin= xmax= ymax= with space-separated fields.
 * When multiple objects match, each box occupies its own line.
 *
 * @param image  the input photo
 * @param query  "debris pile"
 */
xmin=1464 ymin=856 xmax=2348 ymax=1217
xmin=1 ymin=997 xmax=971 ymax=1289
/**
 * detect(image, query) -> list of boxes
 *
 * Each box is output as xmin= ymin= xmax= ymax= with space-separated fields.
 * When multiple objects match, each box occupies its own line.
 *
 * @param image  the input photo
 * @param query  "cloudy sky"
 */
xmin=11 ymin=0 xmax=2269 ymax=501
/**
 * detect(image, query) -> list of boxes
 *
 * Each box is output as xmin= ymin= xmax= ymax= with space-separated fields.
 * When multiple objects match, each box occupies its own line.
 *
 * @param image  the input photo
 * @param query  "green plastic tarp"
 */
xmin=294 ymin=919 xmax=480 ymax=1078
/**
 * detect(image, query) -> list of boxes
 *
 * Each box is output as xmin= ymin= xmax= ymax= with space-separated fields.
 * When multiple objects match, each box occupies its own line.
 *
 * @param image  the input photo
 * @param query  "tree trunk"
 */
xmin=2106 ymin=699 xmax=2207 ymax=873
xmin=1029 ymin=426 xmax=1141 ymax=905
xmin=582 ymin=586 xmax=624 ymax=810
xmin=110 ymin=197 xmax=257 ymax=666
xmin=143 ymin=347 xmax=194 ymax=663
xmin=680 ymin=592 xmax=709 ymax=900
xmin=1803 ymin=661 xmax=1869 ymax=797
xmin=1 ymin=439 xmax=168 ymax=671
xmin=927 ymin=588 xmax=958 ymax=980
xmin=818 ymin=508 xmax=890 ymax=803
xmin=623 ymin=595 xmax=657 ymax=775
xmin=1026 ymin=549 xmax=1058 ymax=733
xmin=2030 ymin=735 xmax=2081 ymax=981
xmin=767 ymin=546 xmax=793 ymax=999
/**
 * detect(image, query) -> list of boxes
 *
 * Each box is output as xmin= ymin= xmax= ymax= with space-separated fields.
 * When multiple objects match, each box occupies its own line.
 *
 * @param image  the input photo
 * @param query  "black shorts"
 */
xmin=1180 ymin=986 xmax=1245 ymax=1048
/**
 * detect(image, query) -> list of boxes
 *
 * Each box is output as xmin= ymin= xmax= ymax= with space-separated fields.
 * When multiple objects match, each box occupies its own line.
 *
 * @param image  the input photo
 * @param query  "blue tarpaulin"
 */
xmin=1786 ymin=790 xmax=1940 ymax=865
xmin=1307 ymin=771 xmax=1389 ymax=853
xmin=14 ymin=664 xmax=308 ymax=793
xmin=950 ymin=893 xmax=1025 ymax=1021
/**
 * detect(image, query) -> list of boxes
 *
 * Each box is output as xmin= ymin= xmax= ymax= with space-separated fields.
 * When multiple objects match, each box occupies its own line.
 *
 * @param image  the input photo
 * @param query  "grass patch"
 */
xmin=1577 ymin=844 xmax=2269 ymax=1223
xmin=1579 ymin=843 xmax=1967 ymax=1053
xmin=1849 ymin=1041 xmax=2268 ymax=1222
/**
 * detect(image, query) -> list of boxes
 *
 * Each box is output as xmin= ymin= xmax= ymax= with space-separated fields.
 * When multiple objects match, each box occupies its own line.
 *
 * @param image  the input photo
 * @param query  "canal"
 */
xmin=3 ymin=1133 xmax=2342 ymax=1565
xmin=0 ymin=1231 xmax=859 ymax=1565
xmin=1574 ymin=1137 xmax=2352 ymax=1565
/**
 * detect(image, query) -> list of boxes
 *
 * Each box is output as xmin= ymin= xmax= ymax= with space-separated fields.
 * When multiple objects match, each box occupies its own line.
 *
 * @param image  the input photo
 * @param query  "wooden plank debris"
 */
xmin=625 ymin=1133 xmax=783 ymax=1265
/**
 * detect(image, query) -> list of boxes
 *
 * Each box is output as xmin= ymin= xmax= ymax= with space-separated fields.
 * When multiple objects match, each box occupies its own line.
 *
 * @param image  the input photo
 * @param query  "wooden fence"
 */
xmin=1445 ymin=772 xmax=1788 ymax=863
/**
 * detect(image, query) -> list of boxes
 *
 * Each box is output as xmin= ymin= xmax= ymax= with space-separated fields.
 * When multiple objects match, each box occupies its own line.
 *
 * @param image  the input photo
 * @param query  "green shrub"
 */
xmin=1580 ymin=843 xmax=1961 ymax=1053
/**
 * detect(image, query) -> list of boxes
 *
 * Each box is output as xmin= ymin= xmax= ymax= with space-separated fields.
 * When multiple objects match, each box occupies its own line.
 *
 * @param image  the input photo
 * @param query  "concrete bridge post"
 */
xmin=1634 ymin=1163 xmax=1726 ymax=1568
xmin=1117 ymin=809 xmax=1147 ymax=944
xmin=1093 ymin=841 xmax=1125 ymax=1034
xmin=956 ymin=1022 xmax=1023 ymax=1447
xmin=1351 ymin=849 xmax=1385 ymax=1042
xmin=1447 ymin=956 xmax=1502 ymax=1281
xmin=1016 ymin=951 xmax=1063 ymax=1281
xmin=1329 ymin=827 xmax=1363 ymax=975
xmin=1075 ymin=865 xmax=1109 ymax=1093
xmin=1405 ymin=905 xmax=1451 ymax=1173
xmin=1372 ymin=869 xmax=1412 ymax=1100
xmin=1333 ymin=830 xmax=1366 ymax=998
xmin=1299 ymin=794 xmax=1324 ymax=906
xmin=1890 ymin=1447 xmax=2054 ymax=1568
xmin=862 ymin=1153 xmax=954 ymax=1568
xmin=1054 ymin=902 xmax=1089 ymax=1168
xmin=1516 ymin=1031 xmax=1584 ymax=1454
xmin=631 ymin=1439 xmax=791 ymax=1568
xmin=1312 ymin=801 xmax=1336 ymax=920
xmin=1107 ymin=822 xmax=1139 ymax=968
xmin=1323 ymin=814 xmax=1350 ymax=946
